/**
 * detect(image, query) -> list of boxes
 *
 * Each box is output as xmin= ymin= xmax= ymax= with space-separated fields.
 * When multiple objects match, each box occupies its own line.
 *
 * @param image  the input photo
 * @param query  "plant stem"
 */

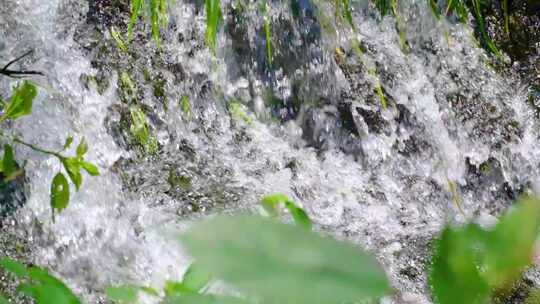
xmin=445 ymin=0 xmax=454 ymax=16
xmin=12 ymin=137 xmax=64 ymax=159
xmin=0 ymin=131 xmax=63 ymax=159
xmin=502 ymin=0 xmax=509 ymax=36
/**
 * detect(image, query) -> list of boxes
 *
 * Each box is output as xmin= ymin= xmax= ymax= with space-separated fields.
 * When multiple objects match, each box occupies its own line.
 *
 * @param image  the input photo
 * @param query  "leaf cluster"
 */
xmin=0 ymin=81 xmax=100 ymax=219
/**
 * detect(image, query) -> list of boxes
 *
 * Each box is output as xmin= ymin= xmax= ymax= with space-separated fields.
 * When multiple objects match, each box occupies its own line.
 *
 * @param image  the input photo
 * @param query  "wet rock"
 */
xmin=0 ymin=174 xmax=26 ymax=219
xmin=0 ymin=217 xmax=32 ymax=304
xmin=446 ymin=91 xmax=522 ymax=150
xmin=481 ymin=0 xmax=540 ymax=89
xmin=492 ymin=277 xmax=536 ymax=304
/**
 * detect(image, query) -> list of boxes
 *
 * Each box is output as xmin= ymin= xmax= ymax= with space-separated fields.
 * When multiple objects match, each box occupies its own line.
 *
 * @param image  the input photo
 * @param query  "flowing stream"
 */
xmin=1 ymin=0 xmax=539 ymax=303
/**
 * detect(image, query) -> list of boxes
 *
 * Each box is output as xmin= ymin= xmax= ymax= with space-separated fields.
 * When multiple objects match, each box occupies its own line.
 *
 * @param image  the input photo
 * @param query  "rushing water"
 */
xmin=1 ymin=0 xmax=540 ymax=303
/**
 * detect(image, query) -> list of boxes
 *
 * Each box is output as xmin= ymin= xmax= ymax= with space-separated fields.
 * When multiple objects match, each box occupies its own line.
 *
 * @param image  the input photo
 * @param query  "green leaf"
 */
xmin=150 ymin=0 xmax=162 ymax=47
xmin=0 ymin=294 xmax=8 ymax=304
xmin=481 ymin=197 xmax=540 ymax=286
xmin=130 ymin=107 xmax=158 ymax=154
xmin=284 ymin=201 xmax=312 ymax=230
xmin=261 ymin=194 xmax=312 ymax=229
xmin=17 ymin=283 xmax=39 ymax=299
xmin=429 ymin=197 xmax=540 ymax=304
xmin=120 ymin=72 xmax=137 ymax=101
xmin=428 ymin=0 xmax=441 ymax=19
xmin=128 ymin=0 xmax=144 ymax=40
xmin=341 ymin=0 xmax=355 ymax=29
xmin=429 ymin=225 xmax=490 ymax=304
xmin=111 ymin=27 xmax=129 ymax=53
xmin=164 ymin=281 xmax=189 ymax=299
xmin=182 ymin=262 xmax=212 ymax=293
xmin=76 ymin=138 xmax=88 ymax=158
xmin=0 ymin=257 xmax=28 ymax=278
xmin=80 ymin=161 xmax=99 ymax=176
xmin=181 ymin=215 xmax=390 ymax=304
xmin=261 ymin=193 xmax=289 ymax=216
xmin=63 ymin=136 xmax=74 ymax=150
xmin=50 ymin=172 xmax=70 ymax=213
xmin=3 ymin=81 xmax=37 ymax=121
xmin=205 ymin=0 xmax=221 ymax=52
xmin=262 ymin=1 xmax=273 ymax=66
xmin=167 ymin=293 xmax=248 ymax=304
xmin=106 ymin=286 xmax=139 ymax=303
xmin=2 ymin=144 xmax=19 ymax=178
xmin=25 ymin=267 xmax=81 ymax=304
xmin=374 ymin=0 xmax=392 ymax=16
xmin=139 ymin=286 xmax=159 ymax=297
xmin=62 ymin=158 xmax=82 ymax=190
xmin=471 ymin=0 xmax=500 ymax=55
xmin=181 ymin=95 xmax=191 ymax=119
xmin=228 ymin=102 xmax=251 ymax=124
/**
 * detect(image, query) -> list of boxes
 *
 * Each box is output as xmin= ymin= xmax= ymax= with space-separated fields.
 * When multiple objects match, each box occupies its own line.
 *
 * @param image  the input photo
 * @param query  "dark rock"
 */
xmin=0 ymin=174 xmax=26 ymax=218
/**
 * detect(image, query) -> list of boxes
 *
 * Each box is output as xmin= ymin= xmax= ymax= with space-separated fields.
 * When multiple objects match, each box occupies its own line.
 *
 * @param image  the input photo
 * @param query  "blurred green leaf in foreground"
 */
xmin=181 ymin=214 xmax=391 ymax=304
xmin=430 ymin=197 xmax=540 ymax=304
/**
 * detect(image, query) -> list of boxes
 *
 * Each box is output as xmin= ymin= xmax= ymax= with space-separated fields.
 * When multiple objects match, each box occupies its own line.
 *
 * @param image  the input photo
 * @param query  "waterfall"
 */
xmin=1 ymin=0 xmax=539 ymax=302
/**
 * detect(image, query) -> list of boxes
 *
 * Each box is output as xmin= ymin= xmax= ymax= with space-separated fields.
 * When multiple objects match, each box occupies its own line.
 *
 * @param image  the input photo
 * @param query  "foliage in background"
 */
xmin=128 ymin=0 xmax=170 ymax=46
xmin=129 ymin=106 xmax=159 ymax=155
xmin=227 ymin=101 xmax=252 ymax=125
xmin=432 ymin=0 xmax=505 ymax=55
xmin=430 ymin=197 xmax=540 ymax=304
xmin=0 ymin=81 xmax=99 ymax=219
xmin=261 ymin=0 xmax=273 ymax=65
xmin=127 ymin=0 xmax=506 ymax=56
xmin=181 ymin=95 xmax=192 ymax=120
xmin=205 ymin=0 xmax=222 ymax=52
xmin=122 ymin=0 xmax=510 ymax=114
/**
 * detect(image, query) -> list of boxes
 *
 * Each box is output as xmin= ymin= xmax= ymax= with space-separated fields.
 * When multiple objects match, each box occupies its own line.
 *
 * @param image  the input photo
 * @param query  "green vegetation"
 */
xmin=0 ymin=81 xmax=99 ymax=218
xmin=3 ymin=194 xmax=540 ymax=303
xmin=439 ymin=0 xmax=506 ymax=55
xmin=205 ymin=0 xmax=221 ymax=52
xmin=121 ymin=0 xmax=511 ymax=113
xmin=262 ymin=0 xmax=273 ymax=65
xmin=125 ymin=0 xmax=509 ymax=58
xmin=129 ymin=106 xmax=159 ymax=154
xmin=0 ymin=258 xmax=81 ymax=304
xmin=128 ymin=0 xmax=169 ymax=46
xmin=168 ymin=169 xmax=192 ymax=190
xmin=111 ymin=27 xmax=129 ymax=53
xmin=228 ymin=101 xmax=252 ymax=125
xmin=430 ymin=197 xmax=540 ymax=304
xmin=0 ymin=194 xmax=390 ymax=303
xmin=180 ymin=95 xmax=192 ymax=119
xmin=261 ymin=193 xmax=312 ymax=229
xmin=180 ymin=214 xmax=390 ymax=304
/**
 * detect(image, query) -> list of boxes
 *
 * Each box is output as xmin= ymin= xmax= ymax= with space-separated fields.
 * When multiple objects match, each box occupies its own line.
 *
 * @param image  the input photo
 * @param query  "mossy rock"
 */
xmin=168 ymin=170 xmax=192 ymax=191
